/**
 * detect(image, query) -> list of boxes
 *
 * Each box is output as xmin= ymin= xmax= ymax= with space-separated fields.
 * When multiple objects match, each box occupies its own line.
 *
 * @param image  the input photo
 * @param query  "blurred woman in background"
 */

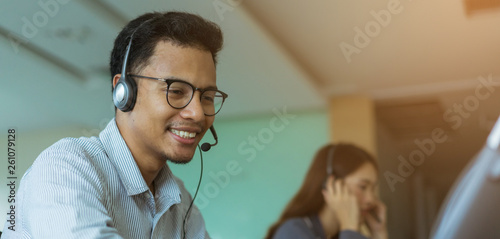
xmin=265 ymin=143 xmax=388 ymax=239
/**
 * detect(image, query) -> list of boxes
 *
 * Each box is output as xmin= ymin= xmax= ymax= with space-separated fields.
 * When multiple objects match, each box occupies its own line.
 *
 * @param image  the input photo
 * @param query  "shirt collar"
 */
xmin=155 ymin=164 xmax=181 ymax=203
xmin=99 ymin=118 xmax=181 ymax=201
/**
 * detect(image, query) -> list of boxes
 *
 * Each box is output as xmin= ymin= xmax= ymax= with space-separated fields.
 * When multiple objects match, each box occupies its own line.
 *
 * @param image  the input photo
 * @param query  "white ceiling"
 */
xmin=0 ymin=0 xmax=324 ymax=132
xmin=243 ymin=0 xmax=500 ymax=98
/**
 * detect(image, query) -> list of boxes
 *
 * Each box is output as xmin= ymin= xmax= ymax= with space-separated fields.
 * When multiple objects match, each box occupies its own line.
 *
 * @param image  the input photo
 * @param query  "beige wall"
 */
xmin=329 ymin=95 xmax=376 ymax=155
xmin=328 ymin=95 xmax=414 ymax=238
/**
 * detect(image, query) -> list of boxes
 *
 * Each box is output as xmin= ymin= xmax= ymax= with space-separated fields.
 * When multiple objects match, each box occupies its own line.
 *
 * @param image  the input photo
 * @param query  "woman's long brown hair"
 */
xmin=264 ymin=143 xmax=377 ymax=239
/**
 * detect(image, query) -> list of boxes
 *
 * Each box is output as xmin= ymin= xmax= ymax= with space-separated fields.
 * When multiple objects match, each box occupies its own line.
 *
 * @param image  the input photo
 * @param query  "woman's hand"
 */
xmin=322 ymin=175 xmax=360 ymax=231
xmin=364 ymin=200 xmax=388 ymax=239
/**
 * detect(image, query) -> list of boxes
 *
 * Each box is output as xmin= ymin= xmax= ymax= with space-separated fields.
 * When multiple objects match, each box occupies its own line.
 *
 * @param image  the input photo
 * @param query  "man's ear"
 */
xmin=112 ymin=74 xmax=122 ymax=89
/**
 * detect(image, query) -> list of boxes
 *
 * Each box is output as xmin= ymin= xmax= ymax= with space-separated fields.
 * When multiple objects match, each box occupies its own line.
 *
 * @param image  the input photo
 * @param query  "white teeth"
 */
xmin=171 ymin=129 xmax=197 ymax=139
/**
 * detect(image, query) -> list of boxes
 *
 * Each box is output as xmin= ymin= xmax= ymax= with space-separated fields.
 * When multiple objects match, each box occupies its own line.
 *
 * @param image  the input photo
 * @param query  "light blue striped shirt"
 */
xmin=2 ymin=119 xmax=209 ymax=239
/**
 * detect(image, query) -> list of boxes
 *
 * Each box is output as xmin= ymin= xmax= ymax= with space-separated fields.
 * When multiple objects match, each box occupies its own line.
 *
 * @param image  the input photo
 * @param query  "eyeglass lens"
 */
xmin=167 ymin=81 xmax=225 ymax=116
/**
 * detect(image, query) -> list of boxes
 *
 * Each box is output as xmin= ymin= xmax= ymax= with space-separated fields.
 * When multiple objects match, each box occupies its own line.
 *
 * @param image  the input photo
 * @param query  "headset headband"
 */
xmin=326 ymin=146 xmax=336 ymax=176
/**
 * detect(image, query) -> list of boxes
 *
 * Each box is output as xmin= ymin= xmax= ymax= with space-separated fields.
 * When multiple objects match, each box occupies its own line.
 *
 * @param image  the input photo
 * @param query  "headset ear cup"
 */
xmin=123 ymin=75 xmax=137 ymax=112
xmin=113 ymin=75 xmax=137 ymax=112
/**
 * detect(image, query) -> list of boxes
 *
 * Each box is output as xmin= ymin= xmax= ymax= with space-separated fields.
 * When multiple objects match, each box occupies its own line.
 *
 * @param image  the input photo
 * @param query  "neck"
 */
xmin=116 ymin=116 xmax=165 ymax=192
xmin=137 ymin=159 xmax=163 ymax=193
xmin=318 ymin=206 xmax=340 ymax=238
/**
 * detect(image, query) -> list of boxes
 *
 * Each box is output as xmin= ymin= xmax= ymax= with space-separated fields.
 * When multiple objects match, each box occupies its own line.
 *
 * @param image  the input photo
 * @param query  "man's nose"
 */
xmin=180 ymin=91 xmax=205 ymax=121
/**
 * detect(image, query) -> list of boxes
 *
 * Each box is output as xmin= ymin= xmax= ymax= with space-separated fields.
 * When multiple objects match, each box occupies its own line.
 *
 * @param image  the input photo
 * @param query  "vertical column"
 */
xmin=329 ymin=95 xmax=376 ymax=155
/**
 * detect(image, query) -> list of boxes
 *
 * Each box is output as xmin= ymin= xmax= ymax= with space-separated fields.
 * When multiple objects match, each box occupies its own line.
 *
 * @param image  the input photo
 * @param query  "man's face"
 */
xmin=122 ymin=41 xmax=216 ymax=163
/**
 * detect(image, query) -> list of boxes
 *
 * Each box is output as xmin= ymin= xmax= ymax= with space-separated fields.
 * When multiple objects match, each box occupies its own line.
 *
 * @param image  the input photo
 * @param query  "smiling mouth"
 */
xmin=170 ymin=129 xmax=197 ymax=139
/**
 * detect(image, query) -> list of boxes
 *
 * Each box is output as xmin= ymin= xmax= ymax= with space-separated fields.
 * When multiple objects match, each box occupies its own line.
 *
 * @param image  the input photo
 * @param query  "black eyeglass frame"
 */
xmin=128 ymin=74 xmax=228 ymax=116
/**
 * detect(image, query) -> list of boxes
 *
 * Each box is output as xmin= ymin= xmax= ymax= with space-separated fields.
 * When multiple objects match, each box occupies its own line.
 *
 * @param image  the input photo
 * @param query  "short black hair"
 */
xmin=109 ymin=11 xmax=224 ymax=89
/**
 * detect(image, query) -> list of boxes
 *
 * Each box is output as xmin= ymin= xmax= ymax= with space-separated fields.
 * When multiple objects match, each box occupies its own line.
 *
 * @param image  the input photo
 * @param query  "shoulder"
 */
xmin=13 ymin=137 xmax=110 ymax=233
xmin=339 ymin=230 xmax=370 ymax=239
xmin=273 ymin=217 xmax=313 ymax=239
xmin=42 ymin=136 xmax=104 ymax=159
xmin=39 ymin=136 xmax=104 ymax=163
xmin=25 ymin=136 xmax=108 ymax=183
xmin=279 ymin=217 xmax=308 ymax=230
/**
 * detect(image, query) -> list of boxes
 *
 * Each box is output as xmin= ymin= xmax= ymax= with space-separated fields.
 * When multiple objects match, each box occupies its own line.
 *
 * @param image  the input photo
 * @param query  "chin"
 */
xmin=167 ymin=158 xmax=192 ymax=165
xmin=165 ymin=152 xmax=195 ymax=164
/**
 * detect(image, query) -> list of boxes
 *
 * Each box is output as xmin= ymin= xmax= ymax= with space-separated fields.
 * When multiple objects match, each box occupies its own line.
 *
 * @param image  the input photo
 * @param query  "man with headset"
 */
xmin=2 ymin=11 xmax=227 ymax=238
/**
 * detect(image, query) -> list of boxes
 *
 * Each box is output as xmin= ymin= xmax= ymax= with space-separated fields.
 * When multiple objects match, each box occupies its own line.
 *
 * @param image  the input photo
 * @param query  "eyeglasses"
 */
xmin=129 ymin=74 xmax=228 ymax=116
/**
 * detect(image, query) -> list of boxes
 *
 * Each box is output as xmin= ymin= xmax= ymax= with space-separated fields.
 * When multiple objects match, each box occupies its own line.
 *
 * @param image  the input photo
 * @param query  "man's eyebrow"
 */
xmin=161 ymin=76 xmax=219 ymax=90
xmin=161 ymin=76 xmax=183 ymax=81
xmin=204 ymin=85 xmax=219 ymax=91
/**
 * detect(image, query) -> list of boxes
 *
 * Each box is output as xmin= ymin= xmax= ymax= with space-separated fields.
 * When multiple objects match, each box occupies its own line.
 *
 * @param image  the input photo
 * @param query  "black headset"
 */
xmin=326 ymin=145 xmax=337 ymax=177
xmin=323 ymin=145 xmax=337 ymax=189
xmin=112 ymin=18 xmax=157 ymax=112
xmin=112 ymin=36 xmax=136 ymax=112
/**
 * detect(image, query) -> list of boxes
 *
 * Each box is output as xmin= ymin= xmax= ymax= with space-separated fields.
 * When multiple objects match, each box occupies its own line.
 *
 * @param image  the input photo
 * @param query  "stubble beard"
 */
xmin=163 ymin=152 xmax=194 ymax=165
